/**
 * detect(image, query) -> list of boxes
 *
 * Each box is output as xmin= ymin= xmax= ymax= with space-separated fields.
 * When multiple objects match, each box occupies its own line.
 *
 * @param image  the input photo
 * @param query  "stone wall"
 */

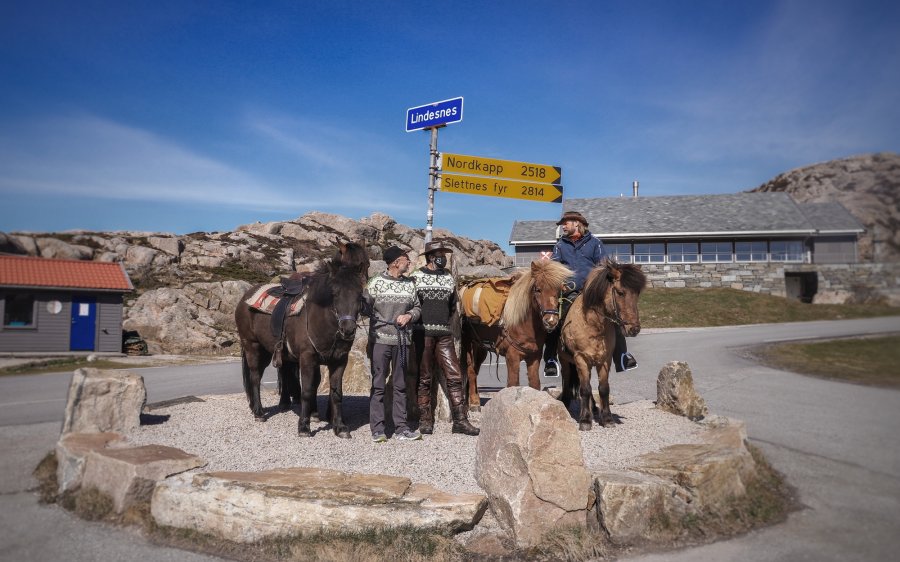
xmin=641 ymin=262 xmax=900 ymax=304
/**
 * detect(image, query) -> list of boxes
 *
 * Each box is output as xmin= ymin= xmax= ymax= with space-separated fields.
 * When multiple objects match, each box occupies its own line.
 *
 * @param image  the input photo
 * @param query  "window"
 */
xmin=605 ymin=243 xmax=632 ymax=263
xmin=701 ymin=242 xmax=732 ymax=263
xmin=633 ymin=243 xmax=665 ymax=263
xmin=735 ymin=241 xmax=767 ymax=262
xmin=3 ymin=295 xmax=35 ymax=328
xmin=667 ymin=242 xmax=698 ymax=263
xmin=771 ymin=240 xmax=804 ymax=262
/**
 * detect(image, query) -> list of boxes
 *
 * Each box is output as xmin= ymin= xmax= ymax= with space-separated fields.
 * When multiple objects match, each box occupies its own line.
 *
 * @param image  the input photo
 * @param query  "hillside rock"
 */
xmin=750 ymin=153 xmax=900 ymax=262
xmin=123 ymin=281 xmax=251 ymax=355
xmin=5 ymin=212 xmax=512 ymax=354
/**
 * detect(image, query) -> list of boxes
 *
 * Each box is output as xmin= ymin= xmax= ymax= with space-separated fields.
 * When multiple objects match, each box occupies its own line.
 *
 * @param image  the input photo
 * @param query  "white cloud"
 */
xmin=0 ymin=114 xmax=420 ymax=215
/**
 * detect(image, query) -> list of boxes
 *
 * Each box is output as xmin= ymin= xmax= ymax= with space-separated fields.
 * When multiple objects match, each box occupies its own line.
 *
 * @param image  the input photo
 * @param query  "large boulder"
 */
xmin=151 ymin=467 xmax=487 ymax=542
xmin=591 ymin=416 xmax=757 ymax=544
xmin=61 ymin=369 xmax=146 ymax=435
xmin=81 ymin=444 xmax=205 ymax=513
xmin=56 ymin=432 xmax=125 ymax=494
xmin=36 ymin=237 xmax=93 ymax=260
xmin=656 ymin=361 xmax=708 ymax=420
xmin=474 ymin=387 xmax=591 ymax=548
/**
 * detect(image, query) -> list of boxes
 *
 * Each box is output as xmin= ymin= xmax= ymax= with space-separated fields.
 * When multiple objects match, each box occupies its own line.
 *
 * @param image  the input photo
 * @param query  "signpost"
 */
xmin=405 ymin=96 xmax=564 ymax=242
xmin=439 ymin=173 xmax=564 ymax=203
xmin=407 ymin=97 xmax=464 ymax=243
xmin=406 ymin=97 xmax=464 ymax=133
xmin=440 ymin=153 xmax=561 ymax=185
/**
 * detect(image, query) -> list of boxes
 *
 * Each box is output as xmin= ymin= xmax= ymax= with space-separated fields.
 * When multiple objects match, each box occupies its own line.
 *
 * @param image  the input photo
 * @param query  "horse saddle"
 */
xmin=244 ymin=275 xmax=312 ymax=367
xmin=460 ymin=277 xmax=512 ymax=326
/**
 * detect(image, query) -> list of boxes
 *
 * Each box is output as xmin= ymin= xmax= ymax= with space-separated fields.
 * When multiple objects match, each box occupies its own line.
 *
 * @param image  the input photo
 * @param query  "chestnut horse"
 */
xmin=460 ymin=260 xmax=572 ymax=410
xmin=559 ymin=260 xmax=646 ymax=430
xmin=234 ymin=243 xmax=369 ymax=438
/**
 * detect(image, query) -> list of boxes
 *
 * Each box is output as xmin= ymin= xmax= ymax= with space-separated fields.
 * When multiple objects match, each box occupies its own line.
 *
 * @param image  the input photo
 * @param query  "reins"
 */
xmin=369 ymin=317 xmax=417 ymax=372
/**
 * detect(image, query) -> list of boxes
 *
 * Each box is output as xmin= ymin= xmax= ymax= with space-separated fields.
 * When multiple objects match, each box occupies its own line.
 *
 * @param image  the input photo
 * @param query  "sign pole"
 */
xmin=425 ymin=126 xmax=439 ymax=243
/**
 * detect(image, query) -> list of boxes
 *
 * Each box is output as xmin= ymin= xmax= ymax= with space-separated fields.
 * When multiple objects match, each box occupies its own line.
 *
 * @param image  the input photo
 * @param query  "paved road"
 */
xmin=1 ymin=316 xmax=899 ymax=560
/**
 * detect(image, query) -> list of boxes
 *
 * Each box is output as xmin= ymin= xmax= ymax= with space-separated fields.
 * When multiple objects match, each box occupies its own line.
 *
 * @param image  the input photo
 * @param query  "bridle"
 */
xmin=601 ymin=283 xmax=625 ymax=327
xmin=534 ymin=284 xmax=560 ymax=331
xmin=306 ymin=293 xmax=361 ymax=360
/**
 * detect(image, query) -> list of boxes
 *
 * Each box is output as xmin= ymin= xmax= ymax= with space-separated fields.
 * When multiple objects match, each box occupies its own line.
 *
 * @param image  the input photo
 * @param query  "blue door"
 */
xmin=70 ymin=296 xmax=97 ymax=351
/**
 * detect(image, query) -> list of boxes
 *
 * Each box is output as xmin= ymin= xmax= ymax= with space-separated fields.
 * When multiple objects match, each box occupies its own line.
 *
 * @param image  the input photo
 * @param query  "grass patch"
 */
xmin=0 ymin=357 xmax=136 ymax=377
xmin=527 ymin=525 xmax=610 ymax=562
xmin=31 ymin=451 xmax=59 ymax=504
xmin=640 ymin=288 xmax=897 ymax=328
xmin=149 ymin=523 xmax=466 ymax=562
xmin=751 ymin=335 xmax=900 ymax=388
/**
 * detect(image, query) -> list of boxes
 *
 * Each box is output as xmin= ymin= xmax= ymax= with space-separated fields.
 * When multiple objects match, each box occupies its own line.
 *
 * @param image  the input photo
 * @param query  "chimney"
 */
xmin=632 ymin=180 xmax=639 ymax=197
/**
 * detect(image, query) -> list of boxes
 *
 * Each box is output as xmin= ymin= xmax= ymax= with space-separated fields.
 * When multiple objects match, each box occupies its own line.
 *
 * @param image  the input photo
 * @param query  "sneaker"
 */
xmin=619 ymin=353 xmax=638 ymax=372
xmin=371 ymin=432 xmax=387 ymax=443
xmin=544 ymin=358 xmax=560 ymax=377
xmin=396 ymin=429 xmax=422 ymax=441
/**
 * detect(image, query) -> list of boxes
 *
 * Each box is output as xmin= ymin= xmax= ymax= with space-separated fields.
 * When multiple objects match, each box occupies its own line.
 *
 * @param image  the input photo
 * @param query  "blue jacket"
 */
xmin=551 ymin=231 xmax=606 ymax=291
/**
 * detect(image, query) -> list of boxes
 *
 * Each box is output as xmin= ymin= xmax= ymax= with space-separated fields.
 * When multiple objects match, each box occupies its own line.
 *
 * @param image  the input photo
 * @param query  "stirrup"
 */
xmin=544 ymin=358 xmax=560 ymax=377
xmin=619 ymin=353 xmax=638 ymax=372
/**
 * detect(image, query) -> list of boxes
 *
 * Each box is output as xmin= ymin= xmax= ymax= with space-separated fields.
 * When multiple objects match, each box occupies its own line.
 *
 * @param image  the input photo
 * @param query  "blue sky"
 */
xmin=2 ymin=1 xmax=898 ymax=251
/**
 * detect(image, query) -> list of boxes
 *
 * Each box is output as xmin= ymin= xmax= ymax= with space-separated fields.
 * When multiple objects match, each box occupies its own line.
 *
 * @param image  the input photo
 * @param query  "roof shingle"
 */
xmin=509 ymin=193 xmax=864 ymax=243
xmin=0 ymin=255 xmax=133 ymax=291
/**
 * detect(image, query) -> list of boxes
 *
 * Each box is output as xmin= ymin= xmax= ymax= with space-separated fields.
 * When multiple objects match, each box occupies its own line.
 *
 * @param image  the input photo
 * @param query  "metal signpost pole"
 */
xmin=405 ymin=97 xmax=462 ymax=244
xmin=425 ymin=126 xmax=438 ymax=243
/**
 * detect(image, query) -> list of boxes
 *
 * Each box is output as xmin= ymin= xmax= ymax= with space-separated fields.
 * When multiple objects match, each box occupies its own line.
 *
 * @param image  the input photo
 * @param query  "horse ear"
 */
xmin=338 ymin=243 xmax=348 ymax=264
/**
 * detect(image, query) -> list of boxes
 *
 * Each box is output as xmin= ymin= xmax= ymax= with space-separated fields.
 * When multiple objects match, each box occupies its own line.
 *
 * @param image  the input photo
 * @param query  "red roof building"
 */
xmin=1 ymin=255 xmax=133 ymax=353
xmin=0 ymin=255 xmax=133 ymax=291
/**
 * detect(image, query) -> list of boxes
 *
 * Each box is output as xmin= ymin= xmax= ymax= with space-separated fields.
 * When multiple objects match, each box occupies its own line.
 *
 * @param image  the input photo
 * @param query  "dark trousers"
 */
xmin=543 ymin=292 xmax=630 ymax=372
xmin=369 ymin=342 xmax=410 ymax=435
xmin=418 ymin=334 xmax=466 ymax=420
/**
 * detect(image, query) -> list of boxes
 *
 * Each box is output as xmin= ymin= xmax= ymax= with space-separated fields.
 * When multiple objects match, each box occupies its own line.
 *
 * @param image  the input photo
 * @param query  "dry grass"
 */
xmin=149 ymin=524 xmax=467 ymax=562
xmin=640 ymin=287 xmax=897 ymax=328
xmin=0 ymin=357 xmax=135 ymax=377
xmin=31 ymin=451 xmax=59 ymax=504
xmin=750 ymin=335 xmax=900 ymax=388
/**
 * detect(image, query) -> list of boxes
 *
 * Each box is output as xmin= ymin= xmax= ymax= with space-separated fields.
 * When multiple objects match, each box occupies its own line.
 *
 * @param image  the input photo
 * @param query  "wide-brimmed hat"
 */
xmin=556 ymin=211 xmax=589 ymax=227
xmin=383 ymin=245 xmax=408 ymax=265
xmin=423 ymin=240 xmax=453 ymax=255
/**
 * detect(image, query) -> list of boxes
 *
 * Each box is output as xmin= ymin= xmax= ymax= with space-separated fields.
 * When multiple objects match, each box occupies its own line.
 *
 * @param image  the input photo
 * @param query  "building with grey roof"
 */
xmin=509 ymin=193 xmax=870 ymax=302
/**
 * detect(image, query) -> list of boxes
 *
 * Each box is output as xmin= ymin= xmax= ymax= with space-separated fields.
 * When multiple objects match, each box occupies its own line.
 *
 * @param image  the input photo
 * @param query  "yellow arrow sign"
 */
xmin=439 ymin=173 xmax=563 ymax=203
xmin=440 ymin=153 xmax=562 ymax=185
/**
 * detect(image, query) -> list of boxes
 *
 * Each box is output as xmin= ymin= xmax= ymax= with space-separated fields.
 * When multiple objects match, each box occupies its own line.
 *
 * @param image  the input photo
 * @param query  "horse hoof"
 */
xmin=311 ymin=412 xmax=321 ymax=422
xmin=578 ymin=422 xmax=592 ymax=431
xmin=469 ymin=405 xmax=481 ymax=413
xmin=335 ymin=430 xmax=351 ymax=439
xmin=254 ymin=415 xmax=266 ymax=422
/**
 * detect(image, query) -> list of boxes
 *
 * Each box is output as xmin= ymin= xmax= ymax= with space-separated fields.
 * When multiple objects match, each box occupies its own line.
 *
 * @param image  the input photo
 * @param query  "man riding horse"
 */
xmin=543 ymin=210 xmax=638 ymax=376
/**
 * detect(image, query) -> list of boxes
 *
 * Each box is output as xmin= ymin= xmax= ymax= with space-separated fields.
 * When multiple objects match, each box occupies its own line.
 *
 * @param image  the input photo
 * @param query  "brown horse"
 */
xmin=234 ymin=243 xmax=369 ymax=438
xmin=559 ymin=260 xmax=646 ymax=430
xmin=460 ymin=260 xmax=572 ymax=410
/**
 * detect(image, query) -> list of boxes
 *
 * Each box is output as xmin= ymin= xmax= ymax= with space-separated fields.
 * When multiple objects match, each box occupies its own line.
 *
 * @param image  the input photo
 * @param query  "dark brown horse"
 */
xmin=234 ymin=243 xmax=369 ymax=438
xmin=559 ymin=260 xmax=646 ymax=430
xmin=459 ymin=260 xmax=572 ymax=410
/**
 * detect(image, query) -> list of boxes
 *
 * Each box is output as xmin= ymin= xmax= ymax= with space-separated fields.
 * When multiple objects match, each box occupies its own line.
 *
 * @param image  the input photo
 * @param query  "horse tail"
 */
xmin=241 ymin=348 xmax=252 ymax=402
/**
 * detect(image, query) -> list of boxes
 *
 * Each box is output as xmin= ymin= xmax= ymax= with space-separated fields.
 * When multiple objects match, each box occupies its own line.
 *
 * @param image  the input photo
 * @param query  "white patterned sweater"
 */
xmin=411 ymin=267 xmax=456 ymax=337
xmin=364 ymin=272 xmax=421 ymax=345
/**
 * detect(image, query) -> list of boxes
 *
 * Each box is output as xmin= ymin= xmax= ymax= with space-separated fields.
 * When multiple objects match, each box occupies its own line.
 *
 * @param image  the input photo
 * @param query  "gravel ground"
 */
xmin=128 ymin=390 xmax=707 ymax=495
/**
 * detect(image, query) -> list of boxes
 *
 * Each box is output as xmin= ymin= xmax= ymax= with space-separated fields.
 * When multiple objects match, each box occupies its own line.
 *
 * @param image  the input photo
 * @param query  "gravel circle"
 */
xmin=127 ymin=390 xmax=707 ymax=495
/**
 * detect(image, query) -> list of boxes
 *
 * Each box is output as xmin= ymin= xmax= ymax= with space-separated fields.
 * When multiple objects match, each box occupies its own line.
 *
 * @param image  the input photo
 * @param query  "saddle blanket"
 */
xmin=460 ymin=277 xmax=513 ymax=326
xmin=245 ymin=283 xmax=306 ymax=316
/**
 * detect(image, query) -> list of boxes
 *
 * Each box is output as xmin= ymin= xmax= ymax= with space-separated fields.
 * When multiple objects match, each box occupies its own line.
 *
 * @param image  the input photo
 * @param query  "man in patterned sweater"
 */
xmin=364 ymin=245 xmax=422 ymax=442
xmin=411 ymin=241 xmax=479 ymax=436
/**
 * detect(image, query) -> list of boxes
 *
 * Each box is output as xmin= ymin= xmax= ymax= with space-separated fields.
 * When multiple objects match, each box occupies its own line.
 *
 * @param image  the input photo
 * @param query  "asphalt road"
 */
xmin=1 ymin=315 xmax=899 ymax=561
